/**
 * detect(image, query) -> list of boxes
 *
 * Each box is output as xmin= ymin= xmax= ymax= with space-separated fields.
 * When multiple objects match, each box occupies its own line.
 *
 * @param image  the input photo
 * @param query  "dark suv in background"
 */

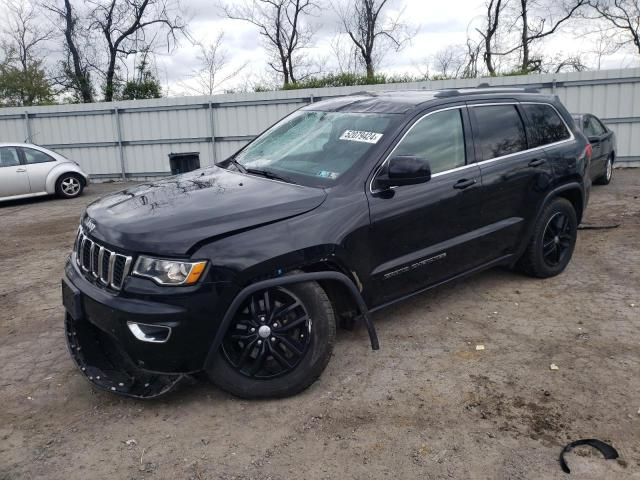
xmin=62 ymin=88 xmax=591 ymax=399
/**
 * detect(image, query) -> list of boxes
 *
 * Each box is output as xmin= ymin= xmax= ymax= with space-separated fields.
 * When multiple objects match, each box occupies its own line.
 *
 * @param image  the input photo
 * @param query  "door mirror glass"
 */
xmin=376 ymin=155 xmax=431 ymax=189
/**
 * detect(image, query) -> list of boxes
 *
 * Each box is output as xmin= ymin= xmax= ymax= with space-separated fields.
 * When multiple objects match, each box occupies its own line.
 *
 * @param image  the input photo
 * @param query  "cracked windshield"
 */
xmin=234 ymin=110 xmax=398 ymax=186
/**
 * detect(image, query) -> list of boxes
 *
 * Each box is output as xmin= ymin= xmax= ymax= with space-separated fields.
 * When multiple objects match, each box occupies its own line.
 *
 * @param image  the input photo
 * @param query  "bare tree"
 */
xmin=180 ymin=32 xmax=247 ymax=95
xmin=546 ymin=52 xmax=588 ymax=72
xmin=431 ymin=45 xmax=466 ymax=79
xmin=462 ymin=36 xmax=482 ymax=78
xmin=45 ymin=0 xmax=95 ymax=103
xmin=87 ymin=0 xmax=187 ymax=101
xmin=513 ymin=0 xmax=587 ymax=73
xmin=334 ymin=0 xmax=414 ymax=80
xmin=329 ymin=33 xmax=360 ymax=75
xmin=222 ymin=0 xmax=319 ymax=87
xmin=3 ymin=1 xmax=54 ymax=74
xmin=588 ymin=0 xmax=640 ymax=55
xmin=590 ymin=28 xmax=622 ymax=69
xmin=1 ymin=0 xmax=55 ymax=105
xmin=475 ymin=0 xmax=508 ymax=76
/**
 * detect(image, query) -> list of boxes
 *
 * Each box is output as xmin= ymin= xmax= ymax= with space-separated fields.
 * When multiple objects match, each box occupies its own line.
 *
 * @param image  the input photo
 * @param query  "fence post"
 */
xmin=23 ymin=112 xmax=32 ymax=142
xmin=114 ymin=107 xmax=126 ymax=180
xmin=208 ymin=101 xmax=217 ymax=165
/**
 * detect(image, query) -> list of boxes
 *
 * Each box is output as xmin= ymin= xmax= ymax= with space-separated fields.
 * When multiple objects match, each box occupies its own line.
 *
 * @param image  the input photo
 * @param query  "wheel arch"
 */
xmin=514 ymin=182 xmax=584 ymax=266
xmin=202 ymin=271 xmax=379 ymax=372
xmin=46 ymin=164 xmax=88 ymax=194
xmin=555 ymin=185 xmax=584 ymax=224
xmin=298 ymin=259 xmax=365 ymax=329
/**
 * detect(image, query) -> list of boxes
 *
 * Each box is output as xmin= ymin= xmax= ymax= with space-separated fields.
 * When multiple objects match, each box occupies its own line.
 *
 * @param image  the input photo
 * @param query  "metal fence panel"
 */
xmin=1 ymin=67 xmax=639 ymax=179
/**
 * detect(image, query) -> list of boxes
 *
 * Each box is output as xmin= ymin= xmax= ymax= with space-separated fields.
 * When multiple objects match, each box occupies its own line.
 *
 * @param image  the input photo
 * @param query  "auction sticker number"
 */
xmin=339 ymin=130 xmax=383 ymax=144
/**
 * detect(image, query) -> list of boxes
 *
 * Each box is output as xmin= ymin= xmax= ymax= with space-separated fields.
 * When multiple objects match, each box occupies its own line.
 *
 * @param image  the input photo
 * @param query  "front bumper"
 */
xmin=62 ymin=256 xmax=236 ymax=397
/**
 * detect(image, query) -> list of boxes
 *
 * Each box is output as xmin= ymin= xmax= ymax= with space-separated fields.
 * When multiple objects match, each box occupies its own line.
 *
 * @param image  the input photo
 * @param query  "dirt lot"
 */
xmin=1 ymin=171 xmax=639 ymax=480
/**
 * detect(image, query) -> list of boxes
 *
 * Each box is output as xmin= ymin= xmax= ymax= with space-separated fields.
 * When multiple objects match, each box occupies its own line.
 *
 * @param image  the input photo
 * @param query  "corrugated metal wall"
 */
xmin=1 ymin=68 xmax=639 ymax=179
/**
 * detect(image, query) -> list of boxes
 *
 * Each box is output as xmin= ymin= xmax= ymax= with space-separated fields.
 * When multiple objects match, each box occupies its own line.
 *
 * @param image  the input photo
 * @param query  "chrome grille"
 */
xmin=75 ymin=229 xmax=132 ymax=290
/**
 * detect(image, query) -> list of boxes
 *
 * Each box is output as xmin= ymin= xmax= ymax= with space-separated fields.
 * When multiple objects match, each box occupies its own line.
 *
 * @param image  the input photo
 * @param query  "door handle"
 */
xmin=16 ymin=168 xmax=26 ymax=172
xmin=528 ymin=158 xmax=546 ymax=167
xmin=453 ymin=178 xmax=476 ymax=189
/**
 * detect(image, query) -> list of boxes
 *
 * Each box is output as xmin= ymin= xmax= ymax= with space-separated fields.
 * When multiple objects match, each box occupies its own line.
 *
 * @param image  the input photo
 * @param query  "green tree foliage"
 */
xmin=281 ymin=72 xmax=429 ymax=90
xmin=117 ymin=57 xmax=162 ymax=100
xmin=0 ymin=53 xmax=54 ymax=106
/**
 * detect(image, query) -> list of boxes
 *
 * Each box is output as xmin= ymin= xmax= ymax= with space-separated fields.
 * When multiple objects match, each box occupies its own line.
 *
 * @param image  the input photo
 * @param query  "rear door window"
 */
xmin=583 ymin=116 xmax=605 ymax=137
xmin=590 ymin=116 xmax=607 ymax=135
xmin=22 ymin=148 xmax=55 ymax=164
xmin=521 ymin=104 xmax=571 ymax=147
xmin=471 ymin=105 xmax=527 ymax=161
xmin=584 ymin=115 xmax=606 ymax=137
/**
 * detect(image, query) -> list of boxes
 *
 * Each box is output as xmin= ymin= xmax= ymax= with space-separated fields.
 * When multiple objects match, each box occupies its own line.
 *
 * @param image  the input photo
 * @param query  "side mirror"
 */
xmin=375 ymin=155 xmax=431 ymax=190
xmin=588 ymin=136 xmax=600 ymax=143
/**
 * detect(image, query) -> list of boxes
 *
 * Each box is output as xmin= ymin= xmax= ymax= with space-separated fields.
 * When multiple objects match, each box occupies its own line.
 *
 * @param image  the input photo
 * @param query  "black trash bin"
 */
xmin=169 ymin=152 xmax=200 ymax=175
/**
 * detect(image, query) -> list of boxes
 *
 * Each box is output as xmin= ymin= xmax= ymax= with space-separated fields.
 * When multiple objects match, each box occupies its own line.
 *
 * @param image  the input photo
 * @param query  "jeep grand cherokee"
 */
xmin=62 ymin=88 xmax=591 ymax=399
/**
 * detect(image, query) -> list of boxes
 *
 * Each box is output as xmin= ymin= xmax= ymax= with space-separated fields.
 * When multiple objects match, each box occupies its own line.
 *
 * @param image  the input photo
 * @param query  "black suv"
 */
xmin=62 ymin=88 xmax=591 ymax=399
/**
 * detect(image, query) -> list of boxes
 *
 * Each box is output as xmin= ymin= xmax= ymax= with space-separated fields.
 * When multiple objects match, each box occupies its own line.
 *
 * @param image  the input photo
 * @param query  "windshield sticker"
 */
xmin=339 ymin=130 xmax=383 ymax=144
xmin=318 ymin=170 xmax=338 ymax=179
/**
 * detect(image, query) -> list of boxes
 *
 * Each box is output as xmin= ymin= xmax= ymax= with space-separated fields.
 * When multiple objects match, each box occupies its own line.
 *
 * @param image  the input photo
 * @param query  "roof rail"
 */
xmin=474 ymin=83 xmax=541 ymax=94
xmin=434 ymin=85 xmax=542 ymax=98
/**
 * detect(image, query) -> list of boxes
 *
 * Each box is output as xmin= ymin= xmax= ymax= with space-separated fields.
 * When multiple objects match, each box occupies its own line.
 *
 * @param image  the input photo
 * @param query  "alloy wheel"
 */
xmin=222 ymin=288 xmax=312 ymax=379
xmin=542 ymin=212 xmax=573 ymax=267
xmin=606 ymin=158 xmax=613 ymax=182
xmin=61 ymin=176 xmax=81 ymax=196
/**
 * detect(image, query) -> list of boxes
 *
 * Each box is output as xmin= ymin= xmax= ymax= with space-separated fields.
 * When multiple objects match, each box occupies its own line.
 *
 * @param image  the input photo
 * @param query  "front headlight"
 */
xmin=132 ymin=256 xmax=208 ymax=286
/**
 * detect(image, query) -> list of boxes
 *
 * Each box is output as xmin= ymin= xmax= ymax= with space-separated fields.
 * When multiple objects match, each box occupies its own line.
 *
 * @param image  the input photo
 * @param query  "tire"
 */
xmin=594 ymin=155 xmax=613 ymax=185
xmin=207 ymin=280 xmax=336 ymax=399
xmin=56 ymin=173 xmax=84 ymax=198
xmin=518 ymin=197 xmax=577 ymax=278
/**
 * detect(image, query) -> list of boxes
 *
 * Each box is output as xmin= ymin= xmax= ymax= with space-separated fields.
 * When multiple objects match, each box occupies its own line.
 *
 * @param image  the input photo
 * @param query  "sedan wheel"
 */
xmin=595 ymin=156 xmax=613 ymax=185
xmin=56 ymin=174 xmax=84 ymax=198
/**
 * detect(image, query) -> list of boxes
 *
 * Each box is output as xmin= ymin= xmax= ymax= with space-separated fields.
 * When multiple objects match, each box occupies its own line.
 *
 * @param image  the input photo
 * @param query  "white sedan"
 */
xmin=0 ymin=143 xmax=89 ymax=202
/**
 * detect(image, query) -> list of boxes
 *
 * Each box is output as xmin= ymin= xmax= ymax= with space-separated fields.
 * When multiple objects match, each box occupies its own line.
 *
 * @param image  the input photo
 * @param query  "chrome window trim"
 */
xmin=369 ymin=101 xmax=575 ymax=194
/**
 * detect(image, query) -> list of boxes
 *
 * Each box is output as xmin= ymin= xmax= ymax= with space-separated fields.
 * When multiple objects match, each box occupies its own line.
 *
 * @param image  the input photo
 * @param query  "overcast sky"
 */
xmin=3 ymin=0 xmax=639 ymax=97
xmin=153 ymin=0 xmax=639 ymax=95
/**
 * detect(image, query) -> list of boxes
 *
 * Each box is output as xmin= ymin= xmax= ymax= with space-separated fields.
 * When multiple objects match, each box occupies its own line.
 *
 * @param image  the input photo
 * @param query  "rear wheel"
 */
xmin=56 ymin=173 xmax=84 ymax=198
xmin=518 ymin=197 xmax=577 ymax=278
xmin=595 ymin=155 xmax=613 ymax=185
xmin=207 ymin=281 xmax=335 ymax=399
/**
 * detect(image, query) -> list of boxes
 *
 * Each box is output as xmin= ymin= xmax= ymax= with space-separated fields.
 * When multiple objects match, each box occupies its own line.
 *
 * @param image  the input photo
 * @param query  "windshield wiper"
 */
xmin=226 ymin=157 xmax=247 ymax=173
xmin=245 ymin=168 xmax=298 ymax=185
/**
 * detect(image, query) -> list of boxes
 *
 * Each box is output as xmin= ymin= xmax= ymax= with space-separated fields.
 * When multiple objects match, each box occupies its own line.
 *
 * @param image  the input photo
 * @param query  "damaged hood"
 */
xmin=84 ymin=167 xmax=327 ymax=256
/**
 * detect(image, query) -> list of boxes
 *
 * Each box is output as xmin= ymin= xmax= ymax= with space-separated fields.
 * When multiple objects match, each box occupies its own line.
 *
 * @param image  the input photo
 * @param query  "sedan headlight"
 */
xmin=132 ymin=256 xmax=207 ymax=286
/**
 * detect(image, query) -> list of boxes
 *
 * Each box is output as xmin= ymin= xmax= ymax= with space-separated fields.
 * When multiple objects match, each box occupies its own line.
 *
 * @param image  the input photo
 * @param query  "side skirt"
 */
xmin=370 ymin=254 xmax=514 ymax=314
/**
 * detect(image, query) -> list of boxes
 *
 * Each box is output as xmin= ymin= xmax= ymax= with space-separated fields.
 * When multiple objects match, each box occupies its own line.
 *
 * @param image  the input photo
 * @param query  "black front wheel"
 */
xmin=207 ymin=281 xmax=335 ymax=399
xmin=518 ymin=197 xmax=578 ymax=278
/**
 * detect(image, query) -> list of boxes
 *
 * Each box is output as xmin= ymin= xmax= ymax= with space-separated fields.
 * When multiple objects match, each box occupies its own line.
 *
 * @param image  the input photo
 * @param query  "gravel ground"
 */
xmin=0 ymin=171 xmax=639 ymax=480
